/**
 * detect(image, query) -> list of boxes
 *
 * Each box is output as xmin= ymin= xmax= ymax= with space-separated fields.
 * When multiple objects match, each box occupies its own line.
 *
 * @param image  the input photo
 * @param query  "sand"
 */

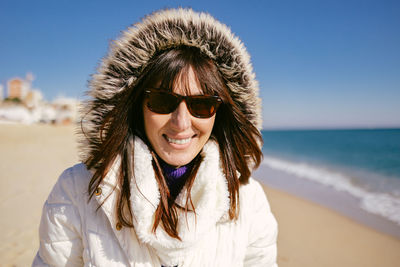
xmin=1 ymin=123 xmax=399 ymax=267
xmin=0 ymin=123 xmax=78 ymax=266
xmin=262 ymin=187 xmax=400 ymax=266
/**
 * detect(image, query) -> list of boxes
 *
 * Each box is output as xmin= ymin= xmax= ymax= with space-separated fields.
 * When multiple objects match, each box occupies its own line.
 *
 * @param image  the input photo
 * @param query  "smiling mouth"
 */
xmin=165 ymin=135 xmax=192 ymax=145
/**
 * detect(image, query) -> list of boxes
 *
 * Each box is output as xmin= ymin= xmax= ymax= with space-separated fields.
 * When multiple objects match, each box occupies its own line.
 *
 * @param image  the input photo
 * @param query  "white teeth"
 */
xmin=166 ymin=136 xmax=191 ymax=144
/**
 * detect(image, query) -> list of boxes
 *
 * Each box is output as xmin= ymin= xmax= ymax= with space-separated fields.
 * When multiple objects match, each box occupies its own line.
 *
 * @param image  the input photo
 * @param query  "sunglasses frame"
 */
xmin=144 ymin=89 xmax=222 ymax=118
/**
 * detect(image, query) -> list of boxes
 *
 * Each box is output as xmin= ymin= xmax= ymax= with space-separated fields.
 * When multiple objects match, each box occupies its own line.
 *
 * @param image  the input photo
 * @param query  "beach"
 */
xmin=1 ymin=124 xmax=400 ymax=266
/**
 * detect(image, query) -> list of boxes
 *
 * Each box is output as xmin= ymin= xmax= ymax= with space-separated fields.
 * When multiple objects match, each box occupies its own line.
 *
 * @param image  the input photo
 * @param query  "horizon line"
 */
xmin=261 ymin=126 xmax=400 ymax=131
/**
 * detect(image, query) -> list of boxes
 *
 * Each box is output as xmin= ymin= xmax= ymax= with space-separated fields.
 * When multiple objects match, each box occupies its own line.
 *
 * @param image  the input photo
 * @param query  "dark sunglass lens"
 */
xmin=147 ymin=91 xmax=178 ymax=114
xmin=187 ymin=98 xmax=219 ymax=118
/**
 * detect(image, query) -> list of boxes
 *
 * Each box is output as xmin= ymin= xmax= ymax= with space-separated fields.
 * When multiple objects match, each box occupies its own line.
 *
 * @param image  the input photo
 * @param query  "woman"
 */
xmin=33 ymin=8 xmax=278 ymax=267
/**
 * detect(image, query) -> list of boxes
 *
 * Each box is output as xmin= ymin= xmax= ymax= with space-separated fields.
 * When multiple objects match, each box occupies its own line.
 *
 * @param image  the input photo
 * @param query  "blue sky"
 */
xmin=1 ymin=0 xmax=399 ymax=129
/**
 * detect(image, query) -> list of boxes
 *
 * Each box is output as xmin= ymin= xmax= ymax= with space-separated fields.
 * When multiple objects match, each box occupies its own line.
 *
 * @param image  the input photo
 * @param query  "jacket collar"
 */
xmin=97 ymin=137 xmax=230 ymax=265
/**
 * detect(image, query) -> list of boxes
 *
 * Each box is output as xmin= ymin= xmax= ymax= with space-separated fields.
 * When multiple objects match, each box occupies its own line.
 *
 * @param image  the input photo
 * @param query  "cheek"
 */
xmin=143 ymin=107 xmax=166 ymax=141
xmin=196 ymin=116 xmax=216 ymax=136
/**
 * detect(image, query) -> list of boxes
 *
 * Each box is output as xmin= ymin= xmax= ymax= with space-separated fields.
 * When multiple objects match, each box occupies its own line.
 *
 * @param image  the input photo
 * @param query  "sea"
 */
xmin=257 ymin=128 xmax=400 ymax=234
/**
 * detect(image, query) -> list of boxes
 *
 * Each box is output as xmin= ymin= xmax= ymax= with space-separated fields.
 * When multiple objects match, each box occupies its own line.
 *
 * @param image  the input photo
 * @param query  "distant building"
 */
xmin=0 ymin=73 xmax=82 ymax=124
xmin=7 ymin=77 xmax=30 ymax=100
xmin=52 ymin=97 xmax=80 ymax=124
xmin=24 ymin=89 xmax=43 ymax=108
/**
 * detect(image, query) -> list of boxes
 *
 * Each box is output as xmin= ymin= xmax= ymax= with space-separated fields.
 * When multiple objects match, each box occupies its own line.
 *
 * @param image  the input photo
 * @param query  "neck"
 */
xmin=158 ymin=157 xmax=196 ymax=199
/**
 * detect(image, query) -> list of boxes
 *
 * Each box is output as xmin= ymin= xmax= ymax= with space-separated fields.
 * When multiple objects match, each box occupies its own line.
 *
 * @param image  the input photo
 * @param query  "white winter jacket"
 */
xmin=33 ymin=138 xmax=278 ymax=267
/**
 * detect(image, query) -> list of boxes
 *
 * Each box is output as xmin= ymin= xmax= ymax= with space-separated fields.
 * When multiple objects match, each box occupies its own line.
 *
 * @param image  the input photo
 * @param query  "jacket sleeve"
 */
xmin=32 ymin=167 xmax=84 ymax=267
xmin=244 ymin=179 xmax=278 ymax=267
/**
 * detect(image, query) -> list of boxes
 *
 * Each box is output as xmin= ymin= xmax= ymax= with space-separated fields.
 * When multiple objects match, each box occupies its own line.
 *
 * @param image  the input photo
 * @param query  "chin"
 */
xmin=162 ymin=153 xmax=196 ymax=167
xmin=165 ymin=159 xmax=191 ymax=167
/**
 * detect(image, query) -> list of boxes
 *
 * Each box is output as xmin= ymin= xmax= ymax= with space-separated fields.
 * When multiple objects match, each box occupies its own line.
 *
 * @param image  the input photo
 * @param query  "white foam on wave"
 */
xmin=262 ymin=156 xmax=400 ymax=225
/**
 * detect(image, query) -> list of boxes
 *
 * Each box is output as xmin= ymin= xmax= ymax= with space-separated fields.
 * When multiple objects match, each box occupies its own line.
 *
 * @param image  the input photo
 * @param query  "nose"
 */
xmin=170 ymin=101 xmax=191 ymax=130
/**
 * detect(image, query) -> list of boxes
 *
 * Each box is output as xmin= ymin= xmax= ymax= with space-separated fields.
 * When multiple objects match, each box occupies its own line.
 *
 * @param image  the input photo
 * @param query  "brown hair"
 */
xmin=85 ymin=46 xmax=262 ymax=239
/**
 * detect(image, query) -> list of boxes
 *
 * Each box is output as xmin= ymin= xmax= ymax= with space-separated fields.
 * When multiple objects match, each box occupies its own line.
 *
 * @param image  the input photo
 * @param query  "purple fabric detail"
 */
xmin=159 ymin=158 xmax=195 ymax=199
xmin=161 ymin=163 xmax=190 ymax=181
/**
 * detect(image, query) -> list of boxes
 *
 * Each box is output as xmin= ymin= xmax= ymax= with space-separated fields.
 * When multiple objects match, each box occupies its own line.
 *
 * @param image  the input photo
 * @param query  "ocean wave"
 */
xmin=262 ymin=156 xmax=400 ymax=225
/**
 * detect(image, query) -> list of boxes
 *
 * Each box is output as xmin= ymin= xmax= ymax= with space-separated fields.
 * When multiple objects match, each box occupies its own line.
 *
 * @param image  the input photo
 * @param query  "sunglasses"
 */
xmin=144 ymin=90 xmax=222 ymax=118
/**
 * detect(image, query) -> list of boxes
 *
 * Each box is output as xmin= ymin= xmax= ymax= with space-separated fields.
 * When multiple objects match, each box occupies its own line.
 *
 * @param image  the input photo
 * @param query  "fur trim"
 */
xmin=126 ymin=137 xmax=229 ymax=265
xmin=78 ymin=8 xmax=261 ymax=164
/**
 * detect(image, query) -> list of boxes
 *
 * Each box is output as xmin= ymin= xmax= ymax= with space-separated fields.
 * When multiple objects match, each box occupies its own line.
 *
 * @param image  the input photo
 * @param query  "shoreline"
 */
xmin=260 ymin=183 xmax=400 ymax=266
xmin=254 ymin=164 xmax=400 ymax=239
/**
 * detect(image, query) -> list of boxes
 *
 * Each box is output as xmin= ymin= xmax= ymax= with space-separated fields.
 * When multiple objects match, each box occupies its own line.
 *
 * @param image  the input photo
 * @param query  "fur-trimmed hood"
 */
xmin=80 ymin=8 xmax=261 ymax=163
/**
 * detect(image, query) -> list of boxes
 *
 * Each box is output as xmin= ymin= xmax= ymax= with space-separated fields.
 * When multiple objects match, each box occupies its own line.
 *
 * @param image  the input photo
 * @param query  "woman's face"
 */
xmin=143 ymin=67 xmax=216 ymax=167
